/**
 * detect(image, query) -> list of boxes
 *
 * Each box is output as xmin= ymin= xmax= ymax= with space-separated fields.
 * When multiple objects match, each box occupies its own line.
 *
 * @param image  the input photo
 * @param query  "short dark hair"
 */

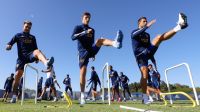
xmin=91 ymin=66 xmax=95 ymax=70
xmin=148 ymin=64 xmax=153 ymax=67
xmin=82 ymin=12 xmax=91 ymax=17
xmin=11 ymin=73 xmax=14 ymax=76
xmin=109 ymin=65 xmax=113 ymax=69
xmin=138 ymin=17 xmax=147 ymax=24
xmin=24 ymin=20 xmax=32 ymax=26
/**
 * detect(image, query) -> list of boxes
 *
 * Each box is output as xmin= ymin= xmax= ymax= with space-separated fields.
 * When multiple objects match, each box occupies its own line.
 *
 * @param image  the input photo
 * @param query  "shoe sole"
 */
xmin=180 ymin=13 xmax=188 ymax=29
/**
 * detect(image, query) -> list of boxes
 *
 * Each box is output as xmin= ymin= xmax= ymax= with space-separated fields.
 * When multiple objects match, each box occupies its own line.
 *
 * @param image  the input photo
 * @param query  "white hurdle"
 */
xmin=164 ymin=62 xmax=199 ymax=105
xmin=101 ymin=62 xmax=111 ymax=105
xmin=21 ymin=64 xmax=39 ymax=105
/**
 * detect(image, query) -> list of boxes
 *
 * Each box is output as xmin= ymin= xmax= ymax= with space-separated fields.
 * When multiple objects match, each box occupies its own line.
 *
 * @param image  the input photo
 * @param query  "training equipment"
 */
xmin=164 ymin=62 xmax=199 ymax=106
xmin=101 ymin=62 xmax=111 ymax=105
xmin=21 ymin=64 xmax=39 ymax=106
xmin=160 ymin=91 xmax=196 ymax=107
xmin=63 ymin=92 xmax=72 ymax=109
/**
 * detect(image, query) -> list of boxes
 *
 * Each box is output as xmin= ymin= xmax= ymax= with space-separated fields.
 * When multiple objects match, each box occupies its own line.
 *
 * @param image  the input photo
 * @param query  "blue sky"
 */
xmin=0 ymin=0 xmax=200 ymax=92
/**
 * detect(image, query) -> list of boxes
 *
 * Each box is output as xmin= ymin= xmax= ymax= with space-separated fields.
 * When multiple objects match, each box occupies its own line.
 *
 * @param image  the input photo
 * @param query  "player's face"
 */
xmin=139 ymin=18 xmax=147 ymax=28
xmin=23 ymin=23 xmax=32 ymax=33
xmin=82 ymin=15 xmax=90 ymax=25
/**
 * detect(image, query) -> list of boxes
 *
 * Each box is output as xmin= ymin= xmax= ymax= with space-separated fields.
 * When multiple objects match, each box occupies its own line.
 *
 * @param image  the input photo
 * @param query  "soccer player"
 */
xmin=109 ymin=65 xmax=121 ymax=102
xmin=86 ymin=66 xmax=101 ymax=101
xmin=2 ymin=73 xmax=14 ymax=102
xmin=37 ymin=77 xmax=43 ymax=97
xmin=131 ymin=13 xmax=188 ymax=104
xmin=71 ymin=12 xmax=123 ymax=106
xmin=6 ymin=20 xmax=54 ymax=103
xmin=119 ymin=72 xmax=132 ymax=102
xmin=48 ymin=75 xmax=61 ymax=101
xmin=148 ymin=64 xmax=161 ymax=101
xmin=63 ymin=74 xmax=73 ymax=96
xmin=37 ymin=65 xmax=60 ymax=102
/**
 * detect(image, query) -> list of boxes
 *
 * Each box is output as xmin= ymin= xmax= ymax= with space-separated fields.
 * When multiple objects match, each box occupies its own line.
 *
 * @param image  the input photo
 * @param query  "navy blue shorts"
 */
xmin=65 ymin=86 xmax=72 ymax=92
xmin=16 ymin=52 xmax=38 ymax=71
xmin=79 ymin=45 xmax=101 ymax=68
xmin=5 ymin=86 xmax=12 ymax=93
xmin=122 ymin=83 xmax=129 ymax=90
xmin=45 ymin=77 xmax=54 ymax=88
xmin=135 ymin=45 xmax=158 ymax=68
xmin=91 ymin=82 xmax=97 ymax=91
xmin=152 ymin=81 xmax=160 ymax=89
xmin=38 ymin=87 xmax=42 ymax=93
xmin=112 ymin=82 xmax=119 ymax=89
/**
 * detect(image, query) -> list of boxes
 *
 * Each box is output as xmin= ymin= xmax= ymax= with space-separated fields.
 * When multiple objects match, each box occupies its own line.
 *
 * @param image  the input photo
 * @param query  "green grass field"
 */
xmin=0 ymin=99 xmax=200 ymax=112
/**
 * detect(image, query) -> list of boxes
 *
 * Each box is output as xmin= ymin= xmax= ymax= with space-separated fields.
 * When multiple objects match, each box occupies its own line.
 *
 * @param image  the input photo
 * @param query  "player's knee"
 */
xmin=33 ymin=49 xmax=41 ymax=55
xmin=156 ymin=35 xmax=163 ymax=41
xmin=96 ymin=38 xmax=103 ymax=45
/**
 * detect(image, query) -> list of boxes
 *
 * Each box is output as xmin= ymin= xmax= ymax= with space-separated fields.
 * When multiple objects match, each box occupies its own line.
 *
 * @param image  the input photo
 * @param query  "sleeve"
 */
xmin=126 ymin=76 xmax=129 ymax=83
xmin=32 ymin=36 xmax=38 ymax=49
xmin=116 ymin=72 xmax=120 ymax=82
xmin=63 ymin=78 xmax=66 ymax=84
xmin=92 ymin=29 xmax=95 ymax=43
xmin=69 ymin=78 xmax=71 ymax=86
xmin=4 ymin=78 xmax=8 ymax=89
xmin=7 ymin=35 xmax=17 ymax=46
xmin=131 ymin=26 xmax=148 ymax=39
xmin=87 ymin=80 xmax=92 ymax=86
xmin=71 ymin=25 xmax=87 ymax=40
xmin=97 ymin=75 xmax=101 ymax=86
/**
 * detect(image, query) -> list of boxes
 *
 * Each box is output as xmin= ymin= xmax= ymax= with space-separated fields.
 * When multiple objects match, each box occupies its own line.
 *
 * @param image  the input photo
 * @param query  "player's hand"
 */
xmin=147 ymin=19 xmax=156 ymax=28
xmin=6 ymin=45 xmax=12 ymax=50
xmin=87 ymin=29 xmax=93 ymax=34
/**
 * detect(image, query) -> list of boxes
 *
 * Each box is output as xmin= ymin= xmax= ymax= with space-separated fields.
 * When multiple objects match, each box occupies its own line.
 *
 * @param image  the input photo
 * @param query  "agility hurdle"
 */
xmin=63 ymin=91 xmax=72 ymax=108
xmin=160 ymin=91 xmax=196 ymax=107
xmin=164 ymin=62 xmax=199 ymax=106
xmin=21 ymin=64 xmax=39 ymax=105
xmin=102 ymin=62 xmax=111 ymax=105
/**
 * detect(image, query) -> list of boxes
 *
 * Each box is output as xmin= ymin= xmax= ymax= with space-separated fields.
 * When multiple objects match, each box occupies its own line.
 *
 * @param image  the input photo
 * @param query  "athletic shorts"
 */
xmin=152 ymin=81 xmax=160 ymax=89
xmin=5 ymin=86 xmax=12 ymax=93
xmin=135 ymin=45 xmax=158 ymax=68
xmin=112 ymin=82 xmax=119 ymax=89
xmin=91 ymin=82 xmax=97 ymax=91
xmin=65 ymin=86 xmax=72 ymax=92
xmin=78 ymin=45 xmax=101 ymax=68
xmin=16 ymin=51 xmax=38 ymax=71
xmin=45 ymin=77 xmax=54 ymax=88
xmin=38 ymin=87 xmax=42 ymax=93
xmin=122 ymin=83 xmax=129 ymax=90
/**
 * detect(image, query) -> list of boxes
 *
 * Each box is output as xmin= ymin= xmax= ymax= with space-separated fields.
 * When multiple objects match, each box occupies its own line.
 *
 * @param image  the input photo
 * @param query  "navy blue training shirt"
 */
xmin=71 ymin=24 xmax=95 ymax=53
xmin=7 ymin=32 xmax=38 ymax=58
xmin=63 ymin=77 xmax=71 ymax=86
xmin=119 ymin=75 xmax=129 ymax=84
xmin=131 ymin=26 xmax=151 ymax=56
xmin=88 ymin=71 xmax=101 ymax=85
xmin=4 ymin=76 xmax=14 ymax=89
xmin=109 ymin=70 xmax=119 ymax=84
